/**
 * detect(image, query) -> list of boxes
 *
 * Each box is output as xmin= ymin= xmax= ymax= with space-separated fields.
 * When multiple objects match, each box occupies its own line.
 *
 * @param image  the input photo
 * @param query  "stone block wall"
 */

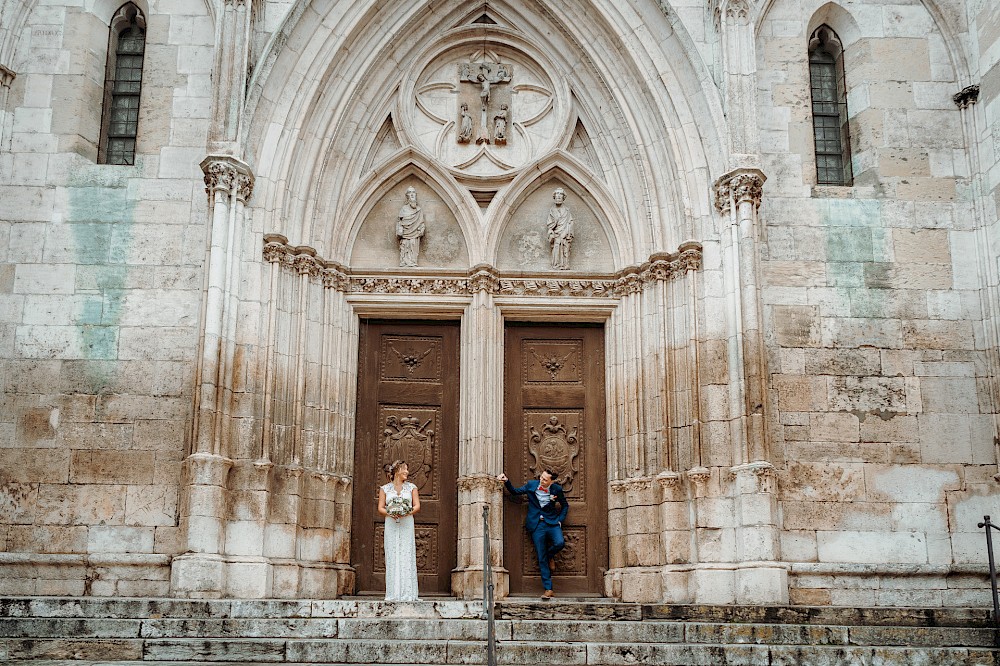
xmin=757 ymin=0 xmax=998 ymax=604
xmin=0 ymin=0 xmax=214 ymax=595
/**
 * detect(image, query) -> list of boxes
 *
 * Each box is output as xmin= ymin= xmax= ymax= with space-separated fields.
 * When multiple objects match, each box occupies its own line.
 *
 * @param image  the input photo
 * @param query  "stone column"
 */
xmin=0 ymin=65 xmax=14 ymax=150
xmin=713 ymin=168 xmax=786 ymax=604
xmin=171 ymin=157 xmax=254 ymax=598
xmin=454 ymin=266 xmax=507 ymax=599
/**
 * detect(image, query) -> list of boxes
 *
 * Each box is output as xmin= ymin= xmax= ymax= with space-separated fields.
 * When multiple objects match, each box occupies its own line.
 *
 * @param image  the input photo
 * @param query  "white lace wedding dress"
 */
xmin=382 ymin=481 xmax=419 ymax=601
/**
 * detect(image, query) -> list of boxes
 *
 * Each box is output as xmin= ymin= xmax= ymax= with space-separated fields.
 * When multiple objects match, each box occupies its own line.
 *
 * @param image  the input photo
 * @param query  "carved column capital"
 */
xmin=686 ymin=466 xmax=712 ymax=498
xmin=0 ymin=64 xmax=14 ymax=88
xmin=953 ymin=84 xmax=979 ymax=110
xmin=468 ymin=264 xmax=499 ymax=293
xmin=731 ymin=461 xmax=776 ymax=494
xmin=713 ymin=168 xmax=766 ymax=214
xmin=678 ymin=242 xmax=703 ymax=272
xmin=200 ymin=155 xmax=254 ymax=202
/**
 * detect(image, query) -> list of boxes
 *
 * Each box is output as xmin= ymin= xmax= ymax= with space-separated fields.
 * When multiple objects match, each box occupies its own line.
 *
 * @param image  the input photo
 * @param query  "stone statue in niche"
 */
xmin=545 ymin=188 xmax=574 ymax=270
xmin=457 ymin=103 xmax=473 ymax=143
xmin=493 ymin=104 xmax=508 ymax=144
xmin=457 ymin=60 xmax=512 ymax=145
xmin=396 ymin=186 xmax=425 ymax=267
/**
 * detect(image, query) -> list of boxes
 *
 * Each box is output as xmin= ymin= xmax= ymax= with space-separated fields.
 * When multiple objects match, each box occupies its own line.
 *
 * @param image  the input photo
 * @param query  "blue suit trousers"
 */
xmin=530 ymin=520 xmax=565 ymax=591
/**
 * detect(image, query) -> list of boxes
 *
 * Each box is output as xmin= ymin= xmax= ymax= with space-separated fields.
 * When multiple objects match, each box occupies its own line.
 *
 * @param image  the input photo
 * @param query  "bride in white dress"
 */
xmin=377 ymin=460 xmax=421 ymax=601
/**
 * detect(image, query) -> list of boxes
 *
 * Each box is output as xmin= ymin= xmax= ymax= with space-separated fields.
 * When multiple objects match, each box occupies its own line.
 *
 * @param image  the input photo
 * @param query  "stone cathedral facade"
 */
xmin=0 ymin=0 xmax=999 ymax=607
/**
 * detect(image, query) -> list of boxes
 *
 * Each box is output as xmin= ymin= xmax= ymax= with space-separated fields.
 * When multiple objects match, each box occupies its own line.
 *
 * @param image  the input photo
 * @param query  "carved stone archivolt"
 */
xmin=261 ymin=235 xmax=702 ymax=299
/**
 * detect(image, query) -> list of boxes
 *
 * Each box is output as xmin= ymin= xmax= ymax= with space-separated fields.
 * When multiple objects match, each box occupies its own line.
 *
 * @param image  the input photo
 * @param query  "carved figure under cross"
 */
xmin=458 ymin=61 xmax=512 ymax=145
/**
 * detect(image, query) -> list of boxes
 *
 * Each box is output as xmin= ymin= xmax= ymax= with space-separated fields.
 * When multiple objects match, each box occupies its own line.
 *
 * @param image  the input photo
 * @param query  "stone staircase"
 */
xmin=1 ymin=596 xmax=997 ymax=665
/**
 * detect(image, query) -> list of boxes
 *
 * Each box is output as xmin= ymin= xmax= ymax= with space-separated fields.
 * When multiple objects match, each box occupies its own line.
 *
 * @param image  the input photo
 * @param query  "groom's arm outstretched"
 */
xmin=496 ymin=473 xmax=529 ymax=495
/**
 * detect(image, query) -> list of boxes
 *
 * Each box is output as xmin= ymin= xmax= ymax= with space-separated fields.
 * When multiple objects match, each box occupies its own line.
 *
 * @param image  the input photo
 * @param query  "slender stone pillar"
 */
xmin=454 ymin=266 xmax=507 ymax=599
xmin=171 ymin=157 xmax=254 ymax=598
xmin=0 ymin=65 xmax=14 ymax=150
xmin=713 ymin=168 xmax=786 ymax=603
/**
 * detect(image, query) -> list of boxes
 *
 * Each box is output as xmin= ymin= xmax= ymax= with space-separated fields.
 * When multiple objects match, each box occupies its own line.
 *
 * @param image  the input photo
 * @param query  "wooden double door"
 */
xmin=352 ymin=320 xmax=607 ymax=597
xmin=352 ymin=321 xmax=459 ymax=595
xmin=503 ymin=324 xmax=608 ymax=596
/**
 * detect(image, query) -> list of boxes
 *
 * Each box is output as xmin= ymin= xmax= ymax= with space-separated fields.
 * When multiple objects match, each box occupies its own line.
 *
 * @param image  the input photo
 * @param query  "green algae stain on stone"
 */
xmin=822 ymin=198 xmax=889 ymax=301
xmin=66 ymin=180 xmax=135 ymax=382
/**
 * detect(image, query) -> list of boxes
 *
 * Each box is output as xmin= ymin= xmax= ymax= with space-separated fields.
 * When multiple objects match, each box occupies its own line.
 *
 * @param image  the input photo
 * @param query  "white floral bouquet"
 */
xmin=386 ymin=496 xmax=412 ymax=518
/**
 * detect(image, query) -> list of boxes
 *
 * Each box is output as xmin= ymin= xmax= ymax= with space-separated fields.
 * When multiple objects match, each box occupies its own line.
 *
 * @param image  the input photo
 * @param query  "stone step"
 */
xmin=4 ymin=597 xmax=993 ymax=627
xmin=3 ymin=640 xmax=998 ymax=665
xmin=2 ymin=616 xmax=996 ymax=646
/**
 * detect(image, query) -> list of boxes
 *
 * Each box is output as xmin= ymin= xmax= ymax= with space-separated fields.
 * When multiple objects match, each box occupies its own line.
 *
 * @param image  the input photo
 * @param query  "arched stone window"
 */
xmin=99 ymin=3 xmax=146 ymax=165
xmin=808 ymin=25 xmax=852 ymax=186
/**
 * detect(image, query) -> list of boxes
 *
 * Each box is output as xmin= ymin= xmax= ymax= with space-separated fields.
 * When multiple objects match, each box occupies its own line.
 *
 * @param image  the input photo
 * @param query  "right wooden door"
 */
xmin=503 ymin=323 xmax=608 ymax=596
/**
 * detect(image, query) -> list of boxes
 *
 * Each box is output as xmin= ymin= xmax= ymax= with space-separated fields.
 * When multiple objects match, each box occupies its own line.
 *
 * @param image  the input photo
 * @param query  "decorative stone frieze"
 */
xmin=953 ymin=84 xmax=980 ymax=109
xmin=259 ymin=237 xmax=704 ymax=298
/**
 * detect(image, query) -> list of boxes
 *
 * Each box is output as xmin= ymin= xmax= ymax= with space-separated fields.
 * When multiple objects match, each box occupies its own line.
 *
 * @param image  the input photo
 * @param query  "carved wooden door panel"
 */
xmin=352 ymin=321 xmax=459 ymax=595
xmin=503 ymin=324 xmax=607 ymax=596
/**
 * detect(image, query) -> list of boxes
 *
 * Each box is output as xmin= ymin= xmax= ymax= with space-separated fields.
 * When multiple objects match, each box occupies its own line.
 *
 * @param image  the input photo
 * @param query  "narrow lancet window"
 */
xmin=100 ymin=4 xmax=146 ymax=165
xmin=809 ymin=25 xmax=852 ymax=186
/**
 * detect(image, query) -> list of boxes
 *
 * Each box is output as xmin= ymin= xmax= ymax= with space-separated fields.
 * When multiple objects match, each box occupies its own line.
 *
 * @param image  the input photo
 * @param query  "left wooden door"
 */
xmin=351 ymin=320 xmax=459 ymax=596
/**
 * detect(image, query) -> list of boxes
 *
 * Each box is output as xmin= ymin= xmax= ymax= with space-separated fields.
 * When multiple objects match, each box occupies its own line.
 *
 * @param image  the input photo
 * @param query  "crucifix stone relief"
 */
xmin=458 ymin=61 xmax=512 ymax=145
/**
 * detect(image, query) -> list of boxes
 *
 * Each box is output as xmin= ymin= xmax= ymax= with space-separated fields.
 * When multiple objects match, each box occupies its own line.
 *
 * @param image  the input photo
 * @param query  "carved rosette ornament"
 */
xmin=528 ymin=416 xmax=579 ymax=492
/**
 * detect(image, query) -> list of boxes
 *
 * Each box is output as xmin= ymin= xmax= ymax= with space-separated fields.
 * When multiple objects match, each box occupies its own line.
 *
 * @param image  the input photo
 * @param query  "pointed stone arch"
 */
xmin=486 ymin=150 xmax=630 ymax=271
xmin=335 ymin=148 xmax=483 ymax=268
xmin=244 ymin=0 xmax=728 ymax=262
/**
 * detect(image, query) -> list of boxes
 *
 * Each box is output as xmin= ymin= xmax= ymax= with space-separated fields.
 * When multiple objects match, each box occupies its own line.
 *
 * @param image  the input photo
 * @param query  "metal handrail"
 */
xmin=482 ymin=504 xmax=497 ymax=666
xmin=977 ymin=515 xmax=1000 ymax=646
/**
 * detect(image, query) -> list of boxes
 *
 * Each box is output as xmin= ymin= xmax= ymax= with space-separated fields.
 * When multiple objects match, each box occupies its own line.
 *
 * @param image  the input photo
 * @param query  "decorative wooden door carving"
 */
xmin=352 ymin=321 xmax=459 ymax=595
xmin=503 ymin=324 xmax=607 ymax=595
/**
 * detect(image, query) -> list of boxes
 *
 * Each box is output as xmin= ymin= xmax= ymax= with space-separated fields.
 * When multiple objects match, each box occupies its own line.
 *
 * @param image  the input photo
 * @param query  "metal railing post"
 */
xmin=483 ymin=504 xmax=496 ymax=666
xmin=977 ymin=515 xmax=1000 ymax=647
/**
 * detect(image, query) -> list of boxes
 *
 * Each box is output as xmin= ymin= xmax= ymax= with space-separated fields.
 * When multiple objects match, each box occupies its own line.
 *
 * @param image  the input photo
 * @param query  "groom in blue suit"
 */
xmin=497 ymin=470 xmax=569 ymax=599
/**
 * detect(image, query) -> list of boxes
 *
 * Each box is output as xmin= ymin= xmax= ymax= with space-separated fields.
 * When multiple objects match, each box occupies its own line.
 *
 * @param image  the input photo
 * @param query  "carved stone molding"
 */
xmin=713 ymin=168 xmax=766 ymax=214
xmin=259 ymin=237 xmax=703 ymax=298
xmin=0 ymin=64 xmax=14 ymax=88
xmin=201 ymin=156 xmax=254 ymax=203
xmin=953 ymin=84 xmax=980 ymax=110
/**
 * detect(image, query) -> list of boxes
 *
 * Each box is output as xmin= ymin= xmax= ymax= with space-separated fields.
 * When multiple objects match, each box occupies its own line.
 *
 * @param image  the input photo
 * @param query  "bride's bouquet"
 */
xmin=386 ymin=496 xmax=412 ymax=518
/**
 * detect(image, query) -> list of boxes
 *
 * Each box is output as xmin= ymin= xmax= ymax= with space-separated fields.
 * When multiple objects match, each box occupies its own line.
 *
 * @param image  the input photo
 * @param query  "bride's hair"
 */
xmin=384 ymin=459 xmax=407 ymax=481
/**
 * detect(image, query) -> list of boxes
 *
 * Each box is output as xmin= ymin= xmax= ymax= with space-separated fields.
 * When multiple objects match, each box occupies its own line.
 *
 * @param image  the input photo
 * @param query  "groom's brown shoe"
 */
xmin=541 ymin=589 xmax=555 ymax=599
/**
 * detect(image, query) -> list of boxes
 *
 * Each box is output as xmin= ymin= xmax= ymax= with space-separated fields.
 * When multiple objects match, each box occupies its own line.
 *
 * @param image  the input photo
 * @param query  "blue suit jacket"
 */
xmin=504 ymin=479 xmax=569 ymax=531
